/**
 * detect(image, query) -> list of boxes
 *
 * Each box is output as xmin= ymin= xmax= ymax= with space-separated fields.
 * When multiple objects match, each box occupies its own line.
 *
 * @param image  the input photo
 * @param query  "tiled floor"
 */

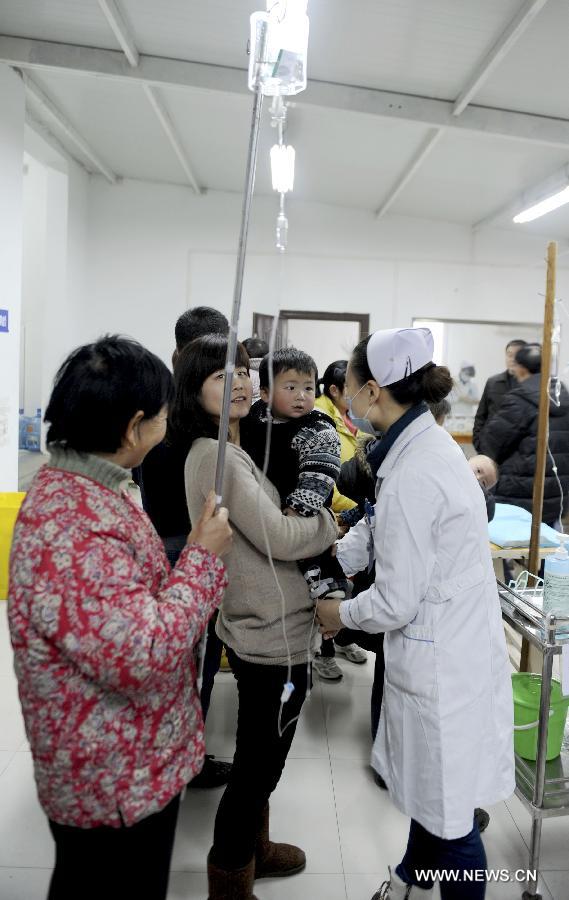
xmin=0 ymin=609 xmax=566 ymax=899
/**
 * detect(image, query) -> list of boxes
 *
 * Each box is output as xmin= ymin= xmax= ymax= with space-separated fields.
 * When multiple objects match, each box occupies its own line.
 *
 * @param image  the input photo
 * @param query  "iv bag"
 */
xmin=248 ymin=4 xmax=309 ymax=96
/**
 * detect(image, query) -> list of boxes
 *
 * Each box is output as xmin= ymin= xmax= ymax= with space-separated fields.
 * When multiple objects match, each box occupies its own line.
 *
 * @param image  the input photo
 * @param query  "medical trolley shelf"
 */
xmin=497 ymin=578 xmax=569 ymax=900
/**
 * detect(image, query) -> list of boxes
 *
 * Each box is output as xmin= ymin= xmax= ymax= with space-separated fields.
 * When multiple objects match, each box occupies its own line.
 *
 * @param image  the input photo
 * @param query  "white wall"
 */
xmin=21 ymin=155 xmax=47 ymax=417
xmin=0 ymin=66 xmax=25 ymax=490
xmin=286 ymin=319 xmax=361 ymax=376
xmin=41 ymin=161 xmax=89 ymax=419
xmin=20 ymin=137 xmax=90 ymax=446
xmin=81 ymin=177 xmax=569 ymax=375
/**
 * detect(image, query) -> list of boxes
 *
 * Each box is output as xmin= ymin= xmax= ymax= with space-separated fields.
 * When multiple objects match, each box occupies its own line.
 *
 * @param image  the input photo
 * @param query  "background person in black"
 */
xmin=472 ymin=338 xmax=527 ymax=451
xmin=135 ymin=305 xmax=232 ymax=789
xmin=478 ymin=343 xmax=569 ymax=527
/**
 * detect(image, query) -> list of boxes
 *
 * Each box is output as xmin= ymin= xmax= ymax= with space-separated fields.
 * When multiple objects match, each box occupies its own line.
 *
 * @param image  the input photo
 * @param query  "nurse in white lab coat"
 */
xmin=317 ymin=328 xmax=515 ymax=900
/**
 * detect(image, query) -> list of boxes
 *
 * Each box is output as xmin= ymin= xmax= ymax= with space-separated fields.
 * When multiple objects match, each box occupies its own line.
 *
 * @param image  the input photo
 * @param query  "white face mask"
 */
xmin=346 ymin=384 xmax=378 ymax=435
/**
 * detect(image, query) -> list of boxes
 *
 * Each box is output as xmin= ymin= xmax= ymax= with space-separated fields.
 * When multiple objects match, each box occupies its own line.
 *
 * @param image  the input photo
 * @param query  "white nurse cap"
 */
xmin=366 ymin=328 xmax=434 ymax=387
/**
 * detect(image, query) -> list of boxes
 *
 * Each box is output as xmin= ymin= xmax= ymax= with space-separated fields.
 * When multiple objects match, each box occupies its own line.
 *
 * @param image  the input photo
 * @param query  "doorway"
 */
xmin=251 ymin=310 xmax=370 ymax=376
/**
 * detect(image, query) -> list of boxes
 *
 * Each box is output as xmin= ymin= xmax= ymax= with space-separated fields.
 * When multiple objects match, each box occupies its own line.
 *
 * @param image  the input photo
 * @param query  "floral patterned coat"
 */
xmin=8 ymin=465 xmax=227 ymax=828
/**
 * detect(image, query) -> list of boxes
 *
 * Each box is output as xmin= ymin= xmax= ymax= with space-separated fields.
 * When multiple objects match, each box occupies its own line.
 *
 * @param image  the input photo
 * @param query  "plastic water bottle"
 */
xmin=543 ymin=536 xmax=569 ymax=636
xmin=26 ymin=408 xmax=41 ymax=452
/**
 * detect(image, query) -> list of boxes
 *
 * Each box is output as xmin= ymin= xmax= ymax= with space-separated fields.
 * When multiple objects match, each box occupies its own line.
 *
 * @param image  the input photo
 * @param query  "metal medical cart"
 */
xmin=498 ymin=579 xmax=569 ymax=900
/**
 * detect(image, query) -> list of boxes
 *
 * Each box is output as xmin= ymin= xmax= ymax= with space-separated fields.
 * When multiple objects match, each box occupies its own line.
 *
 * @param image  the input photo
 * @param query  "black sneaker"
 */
xmin=475 ymin=807 xmax=490 ymax=833
xmin=189 ymin=755 xmax=232 ymax=789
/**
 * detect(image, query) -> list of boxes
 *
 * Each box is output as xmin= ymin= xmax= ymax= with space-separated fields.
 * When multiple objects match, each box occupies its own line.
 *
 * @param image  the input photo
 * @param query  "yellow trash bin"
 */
xmin=0 ymin=493 xmax=26 ymax=601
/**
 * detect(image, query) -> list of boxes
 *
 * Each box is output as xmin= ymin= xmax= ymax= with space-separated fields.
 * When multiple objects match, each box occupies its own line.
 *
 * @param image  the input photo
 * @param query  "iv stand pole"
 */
xmin=213 ymin=84 xmax=264 ymax=509
xmin=196 ymin=33 xmax=266 ymax=691
xmin=521 ymin=240 xmax=557 ymax=672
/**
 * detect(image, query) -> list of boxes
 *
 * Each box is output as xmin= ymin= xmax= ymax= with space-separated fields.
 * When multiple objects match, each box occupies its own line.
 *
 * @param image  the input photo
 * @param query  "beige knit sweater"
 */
xmin=185 ymin=438 xmax=338 ymax=665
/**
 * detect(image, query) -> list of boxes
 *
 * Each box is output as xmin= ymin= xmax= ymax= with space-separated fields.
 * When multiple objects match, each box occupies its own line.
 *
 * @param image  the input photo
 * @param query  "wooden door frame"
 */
xmin=253 ymin=310 xmax=370 ymax=340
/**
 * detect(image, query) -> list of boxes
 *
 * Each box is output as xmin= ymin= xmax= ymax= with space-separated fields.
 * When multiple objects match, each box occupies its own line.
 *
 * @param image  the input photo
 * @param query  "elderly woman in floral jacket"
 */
xmin=8 ymin=336 xmax=232 ymax=900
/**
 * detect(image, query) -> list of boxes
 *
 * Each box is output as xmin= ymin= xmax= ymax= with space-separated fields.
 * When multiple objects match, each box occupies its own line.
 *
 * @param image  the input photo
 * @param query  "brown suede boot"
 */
xmin=207 ymin=852 xmax=259 ymax=899
xmin=254 ymin=803 xmax=306 ymax=879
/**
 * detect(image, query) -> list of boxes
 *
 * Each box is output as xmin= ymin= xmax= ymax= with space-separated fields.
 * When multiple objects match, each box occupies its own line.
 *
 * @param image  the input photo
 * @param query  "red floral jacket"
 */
xmin=8 ymin=465 xmax=227 ymax=828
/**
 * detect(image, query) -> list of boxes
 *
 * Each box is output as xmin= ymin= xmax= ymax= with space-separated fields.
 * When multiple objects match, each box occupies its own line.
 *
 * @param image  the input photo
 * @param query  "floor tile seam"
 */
xmin=319 ymin=678 xmax=349 ymax=899
xmin=504 ymin=796 xmax=539 ymax=856
xmin=0 ymin=864 xmax=53 ymax=870
xmin=533 ymin=873 xmax=555 ymax=900
xmin=0 ymin=748 xmax=18 ymax=777
xmin=326 ymin=753 xmax=370 ymax=761
xmin=169 ymin=866 xmax=347 ymax=874
xmin=538 ymin=867 xmax=569 ymax=871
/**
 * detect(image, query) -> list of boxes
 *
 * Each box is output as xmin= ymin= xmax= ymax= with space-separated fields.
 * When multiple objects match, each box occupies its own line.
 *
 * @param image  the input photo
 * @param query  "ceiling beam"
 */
xmin=453 ymin=0 xmax=550 ymax=116
xmin=97 ymin=0 xmax=139 ymax=67
xmin=94 ymin=2 xmax=202 ymax=192
xmin=25 ymin=111 xmax=92 ymax=176
xmin=372 ymin=0 xmax=550 ymax=219
xmin=372 ymin=1 xmax=550 ymax=223
xmin=143 ymin=85 xmax=202 ymax=193
xmin=474 ymin=162 xmax=569 ymax=230
xmin=375 ymin=128 xmax=443 ymax=219
xmin=21 ymin=72 xmax=117 ymax=183
xmin=4 ymin=36 xmax=569 ymax=149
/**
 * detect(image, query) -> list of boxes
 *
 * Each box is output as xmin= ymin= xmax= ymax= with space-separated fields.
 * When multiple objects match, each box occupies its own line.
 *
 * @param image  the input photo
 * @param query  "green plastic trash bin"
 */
xmin=512 ymin=672 xmax=569 ymax=761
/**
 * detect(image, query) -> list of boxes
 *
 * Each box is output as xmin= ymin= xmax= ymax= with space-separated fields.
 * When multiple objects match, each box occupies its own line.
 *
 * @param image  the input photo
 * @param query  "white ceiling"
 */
xmin=3 ymin=0 xmax=569 ymax=237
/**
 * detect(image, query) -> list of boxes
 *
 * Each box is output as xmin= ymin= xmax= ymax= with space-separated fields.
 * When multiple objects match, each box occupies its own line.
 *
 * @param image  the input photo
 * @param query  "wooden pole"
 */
xmin=520 ymin=240 xmax=557 ymax=671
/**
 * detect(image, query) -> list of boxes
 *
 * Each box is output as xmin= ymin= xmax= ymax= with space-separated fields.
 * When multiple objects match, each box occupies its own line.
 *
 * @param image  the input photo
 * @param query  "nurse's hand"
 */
xmin=316 ymin=598 xmax=343 ymax=634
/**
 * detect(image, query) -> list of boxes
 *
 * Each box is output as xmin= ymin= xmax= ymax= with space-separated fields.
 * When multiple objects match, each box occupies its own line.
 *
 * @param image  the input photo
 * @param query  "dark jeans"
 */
xmin=370 ymin=636 xmax=385 ymax=740
xmin=211 ymin=649 xmax=310 ymax=869
xmin=397 ymin=817 xmax=488 ymax=899
xmin=47 ymin=794 xmax=180 ymax=900
xmin=163 ymin=534 xmax=223 ymax=721
xmin=334 ymin=628 xmax=385 ymax=739
xmin=320 ymin=635 xmax=336 ymax=658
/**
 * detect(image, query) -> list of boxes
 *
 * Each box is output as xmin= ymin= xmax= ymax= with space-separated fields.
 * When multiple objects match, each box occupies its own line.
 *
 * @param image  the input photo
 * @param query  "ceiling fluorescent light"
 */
xmin=513 ymin=186 xmax=569 ymax=224
xmin=270 ymin=144 xmax=295 ymax=192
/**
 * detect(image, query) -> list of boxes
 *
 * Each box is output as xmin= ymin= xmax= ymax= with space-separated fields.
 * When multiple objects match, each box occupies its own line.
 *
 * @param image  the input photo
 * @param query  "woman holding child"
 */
xmin=169 ymin=334 xmax=338 ymax=900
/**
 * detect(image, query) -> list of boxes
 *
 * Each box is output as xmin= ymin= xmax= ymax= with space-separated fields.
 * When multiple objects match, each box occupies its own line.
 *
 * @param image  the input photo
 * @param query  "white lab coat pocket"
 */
xmin=384 ymin=624 xmax=437 ymax=700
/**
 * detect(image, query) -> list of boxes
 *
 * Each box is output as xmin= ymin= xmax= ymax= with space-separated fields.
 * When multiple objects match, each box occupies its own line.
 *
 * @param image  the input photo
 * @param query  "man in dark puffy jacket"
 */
xmin=473 ymin=339 xmax=527 ymax=450
xmin=478 ymin=344 xmax=569 ymax=525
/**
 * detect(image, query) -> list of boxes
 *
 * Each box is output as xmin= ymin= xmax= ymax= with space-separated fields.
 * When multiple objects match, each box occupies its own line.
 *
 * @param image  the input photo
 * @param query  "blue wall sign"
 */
xmin=0 ymin=310 xmax=8 ymax=333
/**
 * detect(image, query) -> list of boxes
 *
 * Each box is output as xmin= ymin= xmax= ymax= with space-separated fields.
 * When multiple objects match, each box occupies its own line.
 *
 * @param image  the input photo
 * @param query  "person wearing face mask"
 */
xmin=316 ymin=328 xmax=515 ymax=900
xmin=452 ymin=360 xmax=479 ymax=417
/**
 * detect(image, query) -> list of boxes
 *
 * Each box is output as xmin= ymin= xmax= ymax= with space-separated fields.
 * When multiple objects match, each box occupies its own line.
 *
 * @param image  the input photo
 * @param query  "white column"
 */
xmin=0 ymin=66 xmax=25 ymax=491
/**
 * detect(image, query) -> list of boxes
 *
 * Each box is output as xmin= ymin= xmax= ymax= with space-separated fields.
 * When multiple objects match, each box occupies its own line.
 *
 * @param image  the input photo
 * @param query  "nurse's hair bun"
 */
xmin=388 ymin=363 xmax=453 ymax=406
xmin=421 ymin=364 xmax=454 ymax=403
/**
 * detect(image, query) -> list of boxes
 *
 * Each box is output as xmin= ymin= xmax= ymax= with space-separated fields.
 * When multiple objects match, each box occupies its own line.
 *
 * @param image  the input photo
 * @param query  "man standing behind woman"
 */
xmin=136 ymin=305 xmax=233 ymax=788
xmin=169 ymin=334 xmax=338 ymax=899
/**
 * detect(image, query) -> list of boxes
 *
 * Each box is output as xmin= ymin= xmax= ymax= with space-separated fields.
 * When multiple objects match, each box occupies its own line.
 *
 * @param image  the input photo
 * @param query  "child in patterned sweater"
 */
xmin=242 ymin=347 xmax=348 ymax=600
